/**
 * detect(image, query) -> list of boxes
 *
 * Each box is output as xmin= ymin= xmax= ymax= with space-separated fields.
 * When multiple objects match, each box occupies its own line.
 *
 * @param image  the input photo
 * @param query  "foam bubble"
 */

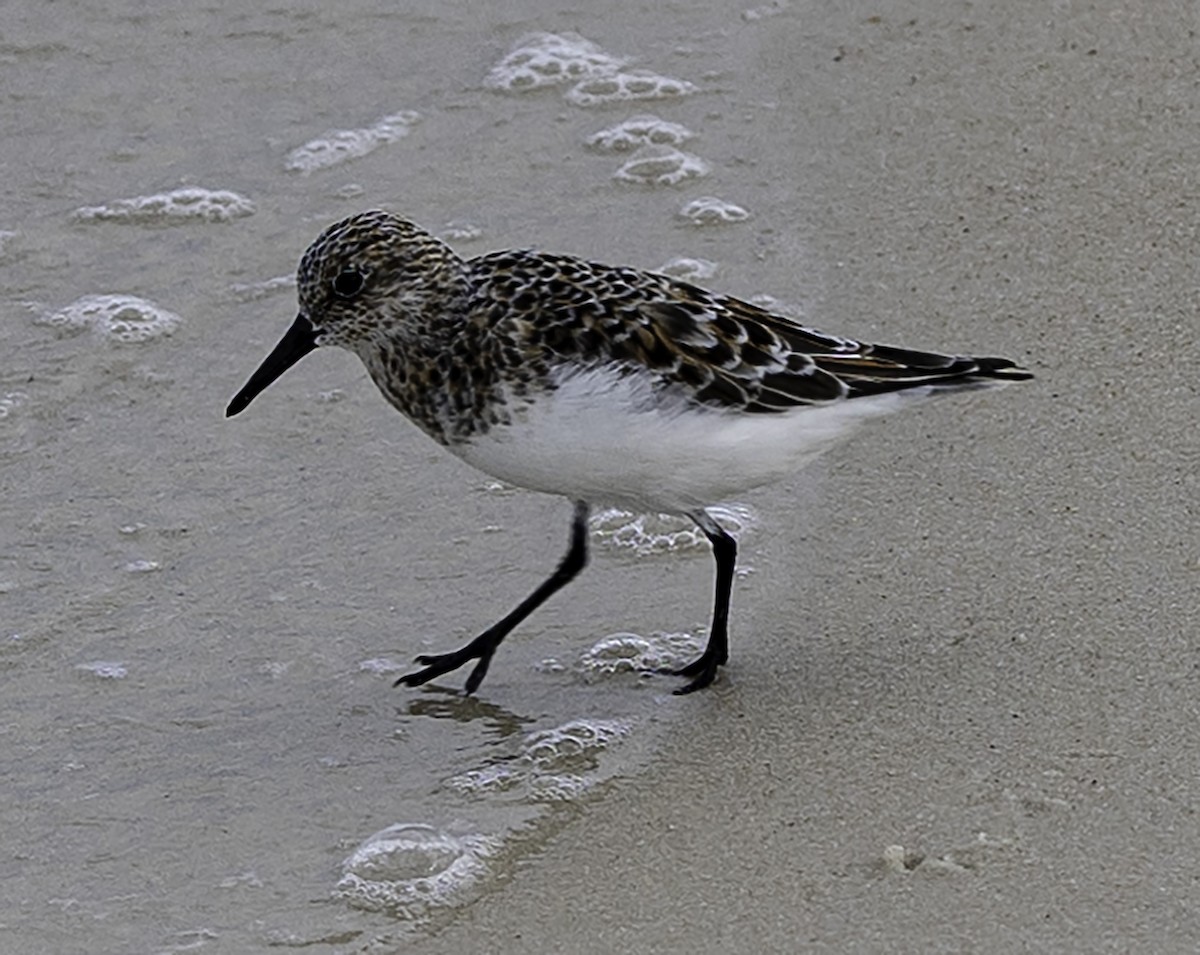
xmin=258 ymin=661 xmax=289 ymax=679
xmin=614 ymin=146 xmax=709 ymax=186
xmin=440 ymin=222 xmax=482 ymax=241
xmin=34 ymin=295 xmax=181 ymax=344
xmin=229 ymin=275 xmax=295 ymax=302
xmin=566 ymin=70 xmax=697 ymax=107
xmin=679 ymin=196 xmax=751 ymax=226
xmin=658 ymin=257 xmax=717 ymax=281
xmin=590 ymin=509 xmax=704 ymax=553
xmin=589 ymin=504 xmax=755 ymax=556
xmin=358 ymin=657 xmax=405 ymax=675
xmin=486 ymin=34 xmax=696 ymax=112
xmin=743 ymin=0 xmax=791 ymax=21
xmin=0 ymin=392 xmax=28 ymax=420
xmin=73 ymin=187 xmax=254 ymax=223
xmin=747 ymin=293 xmax=807 ymax=321
xmin=523 ymin=719 xmax=631 ymax=770
xmin=447 ymin=718 xmax=632 ymax=803
xmin=445 ymin=763 xmax=526 ymax=798
xmin=529 ymin=773 xmax=595 ymax=802
xmin=586 ymin=114 xmax=694 ymax=152
xmin=576 ymin=628 xmax=705 ymax=681
xmin=77 ymin=661 xmax=128 ymax=679
xmin=335 ymin=824 xmax=498 ymax=918
xmin=285 ymin=111 xmax=421 ymax=174
xmin=485 ymin=33 xmax=626 ymax=92
xmin=579 ymin=631 xmax=705 ymax=679
xmin=218 ymin=871 xmax=264 ymax=889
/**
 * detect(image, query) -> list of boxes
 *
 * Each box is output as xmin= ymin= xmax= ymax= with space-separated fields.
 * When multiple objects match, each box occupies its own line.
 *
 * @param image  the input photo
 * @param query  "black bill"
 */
xmin=226 ymin=314 xmax=318 ymax=417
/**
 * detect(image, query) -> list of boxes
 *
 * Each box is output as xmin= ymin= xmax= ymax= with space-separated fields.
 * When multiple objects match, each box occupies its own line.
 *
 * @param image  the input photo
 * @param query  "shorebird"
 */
xmin=227 ymin=211 xmax=1031 ymax=694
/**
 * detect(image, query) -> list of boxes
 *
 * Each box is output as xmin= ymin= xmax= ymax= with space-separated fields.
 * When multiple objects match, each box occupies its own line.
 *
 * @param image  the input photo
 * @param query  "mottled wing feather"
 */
xmin=636 ymin=297 xmax=848 ymax=409
xmin=468 ymin=250 xmax=1029 ymax=414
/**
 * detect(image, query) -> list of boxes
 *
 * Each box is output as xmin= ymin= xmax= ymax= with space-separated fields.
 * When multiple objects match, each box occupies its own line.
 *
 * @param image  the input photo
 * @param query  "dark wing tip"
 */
xmin=814 ymin=346 xmax=1033 ymax=399
xmin=971 ymin=356 xmax=1034 ymax=381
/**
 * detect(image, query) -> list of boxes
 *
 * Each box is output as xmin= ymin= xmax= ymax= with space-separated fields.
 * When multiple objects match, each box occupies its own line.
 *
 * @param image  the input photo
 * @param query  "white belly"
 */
xmin=452 ymin=366 xmax=912 ymax=514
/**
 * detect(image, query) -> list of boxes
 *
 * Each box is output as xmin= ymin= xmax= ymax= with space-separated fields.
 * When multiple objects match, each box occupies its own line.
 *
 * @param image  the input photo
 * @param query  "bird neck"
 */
xmin=358 ymin=294 xmax=504 ymax=447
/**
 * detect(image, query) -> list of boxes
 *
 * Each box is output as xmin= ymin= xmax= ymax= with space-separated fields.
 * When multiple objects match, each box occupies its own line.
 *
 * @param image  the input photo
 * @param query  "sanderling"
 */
xmin=227 ymin=211 xmax=1031 ymax=694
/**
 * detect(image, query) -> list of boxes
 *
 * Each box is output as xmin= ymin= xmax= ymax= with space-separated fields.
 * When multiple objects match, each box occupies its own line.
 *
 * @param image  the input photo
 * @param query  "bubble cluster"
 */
xmin=586 ymin=115 xmax=694 ymax=152
xmin=446 ymin=763 xmax=525 ymax=798
xmin=335 ymin=824 xmax=498 ymax=918
xmin=485 ymin=33 xmax=627 ymax=92
xmin=284 ymin=111 xmax=421 ymax=174
xmin=679 ymin=196 xmax=751 ymax=226
xmin=589 ymin=504 xmax=755 ymax=556
xmin=579 ymin=631 xmax=706 ymax=679
xmin=614 ymin=146 xmax=709 ymax=186
xmin=657 ymin=257 xmax=717 ymax=281
xmin=566 ymin=70 xmax=697 ymax=107
xmin=523 ymin=719 xmax=631 ymax=771
xmin=447 ymin=718 xmax=632 ymax=803
xmin=73 ymin=187 xmax=254 ymax=223
xmin=590 ymin=509 xmax=703 ymax=553
xmin=0 ymin=392 xmax=28 ymax=420
xmin=34 ymin=295 xmax=181 ymax=344
xmin=486 ymin=34 xmax=696 ymax=109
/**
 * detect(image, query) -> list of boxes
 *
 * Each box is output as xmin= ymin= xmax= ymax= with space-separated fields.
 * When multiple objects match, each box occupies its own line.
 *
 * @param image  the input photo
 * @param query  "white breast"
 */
xmin=451 ymin=365 xmax=914 ymax=514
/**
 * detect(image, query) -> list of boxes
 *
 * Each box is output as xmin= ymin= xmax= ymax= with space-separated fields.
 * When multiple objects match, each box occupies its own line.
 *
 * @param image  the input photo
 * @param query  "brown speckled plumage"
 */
xmin=289 ymin=211 xmax=1030 ymax=446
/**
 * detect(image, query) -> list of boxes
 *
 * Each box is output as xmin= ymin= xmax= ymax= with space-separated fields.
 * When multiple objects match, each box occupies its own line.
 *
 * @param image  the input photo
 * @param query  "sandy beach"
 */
xmin=3 ymin=1 xmax=1197 ymax=951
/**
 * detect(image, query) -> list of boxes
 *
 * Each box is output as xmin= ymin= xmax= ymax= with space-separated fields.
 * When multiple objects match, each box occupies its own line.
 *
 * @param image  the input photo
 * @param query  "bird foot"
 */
xmin=665 ymin=650 xmax=726 ymax=695
xmin=394 ymin=645 xmax=494 ymax=695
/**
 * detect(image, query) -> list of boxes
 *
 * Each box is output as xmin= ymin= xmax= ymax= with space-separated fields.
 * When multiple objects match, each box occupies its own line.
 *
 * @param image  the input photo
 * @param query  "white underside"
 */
xmin=451 ymin=365 xmax=925 ymax=515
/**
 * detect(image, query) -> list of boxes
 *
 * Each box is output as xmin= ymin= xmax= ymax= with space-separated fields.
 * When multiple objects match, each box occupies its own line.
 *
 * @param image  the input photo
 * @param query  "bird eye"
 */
xmin=332 ymin=268 xmax=365 ymax=298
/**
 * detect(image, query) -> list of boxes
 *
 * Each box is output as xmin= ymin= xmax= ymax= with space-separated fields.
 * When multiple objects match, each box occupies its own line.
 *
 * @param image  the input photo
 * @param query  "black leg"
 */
xmin=395 ymin=500 xmax=590 ymax=694
xmin=672 ymin=510 xmax=735 ymax=694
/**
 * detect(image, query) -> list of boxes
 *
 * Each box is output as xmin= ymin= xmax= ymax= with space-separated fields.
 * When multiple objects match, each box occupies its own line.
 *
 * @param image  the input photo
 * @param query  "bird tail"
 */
xmin=970 ymin=356 xmax=1034 ymax=382
xmin=819 ymin=346 xmax=1034 ymax=398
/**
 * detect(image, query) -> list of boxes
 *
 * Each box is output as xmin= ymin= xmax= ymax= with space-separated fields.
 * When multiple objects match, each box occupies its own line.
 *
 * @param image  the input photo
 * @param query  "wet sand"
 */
xmin=3 ymin=1 xmax=1197 ymax=952
xmin=414 ymin=3 xmax=1200 ymax=951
